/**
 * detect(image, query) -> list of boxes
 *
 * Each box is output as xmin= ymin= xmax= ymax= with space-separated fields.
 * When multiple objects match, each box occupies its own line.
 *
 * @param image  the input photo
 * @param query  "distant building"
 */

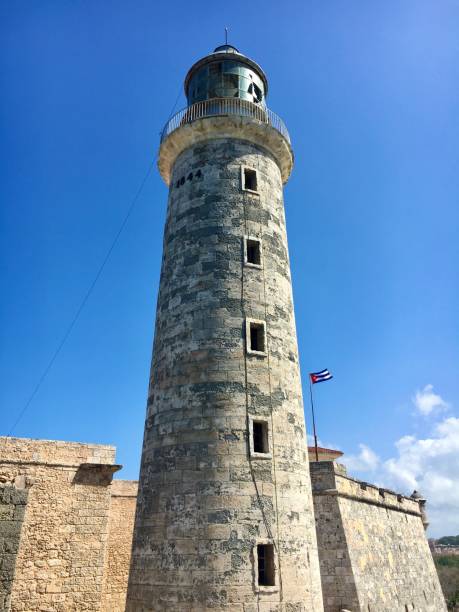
xmin=432 ymin=543 xmax=459 ymax=556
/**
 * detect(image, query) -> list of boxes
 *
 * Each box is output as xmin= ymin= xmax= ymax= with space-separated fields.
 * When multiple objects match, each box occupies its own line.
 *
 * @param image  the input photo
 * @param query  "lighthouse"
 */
xmin=126 ymin=44 xmax=323 ymax=611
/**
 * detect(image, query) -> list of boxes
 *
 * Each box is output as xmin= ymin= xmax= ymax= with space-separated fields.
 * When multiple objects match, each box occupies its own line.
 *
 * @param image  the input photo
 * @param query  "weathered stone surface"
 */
xmin=157 ymin=115 xmax=294 ymax=186
xmin=101 ymin=480 xmax=139 ymax=612
xmin=126 ymin=136 xmax=323 ymax=611
xmin=311 ymin=461 xmax=447 ymax=612
xmin=0 ymin=437 xmax=136 ymax=612
xmin=0 ymin=484 xmax=28 ymax=612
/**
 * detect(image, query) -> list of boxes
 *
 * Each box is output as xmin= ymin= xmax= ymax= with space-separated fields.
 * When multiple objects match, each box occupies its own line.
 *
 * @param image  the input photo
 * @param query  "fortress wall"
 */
xmin=0 ymin=484 xmax=28 ymax=612
xmin=101 ymin=479 xmax=138 ymax=612
xmin=311 ymin=461 xmax=446 ymax=612
xmin=311 ymin=485 xmax=360 ymax=611
xmin=0 ymin=437 xmax=118 ymax=612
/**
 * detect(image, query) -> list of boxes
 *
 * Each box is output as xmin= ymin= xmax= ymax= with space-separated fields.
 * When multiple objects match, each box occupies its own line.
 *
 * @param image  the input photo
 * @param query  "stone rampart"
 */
xmin=311 ymin=461 xmax=447 ymax=612
xmin=0 ymin=437 xmax=128 ymax=612
xmin=101 ymin=479 xmax=138 ymax=612
xmin=0 ymin=437 xmax=449 ymax=612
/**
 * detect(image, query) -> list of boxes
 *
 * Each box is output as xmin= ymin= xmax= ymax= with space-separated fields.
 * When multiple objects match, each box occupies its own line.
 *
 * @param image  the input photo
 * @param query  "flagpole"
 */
xmin=309 ymin=379 xmax=319 ymax=462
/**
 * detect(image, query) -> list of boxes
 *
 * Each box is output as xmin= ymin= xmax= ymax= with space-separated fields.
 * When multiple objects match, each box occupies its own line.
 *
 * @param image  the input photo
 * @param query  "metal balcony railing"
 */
xmin=160 ymin=98 xmax=291 ymax=145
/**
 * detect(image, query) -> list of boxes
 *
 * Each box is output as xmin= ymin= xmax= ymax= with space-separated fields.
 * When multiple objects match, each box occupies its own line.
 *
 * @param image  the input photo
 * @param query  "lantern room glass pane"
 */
xmin=187 ymin=60 xmax=265 ymax=105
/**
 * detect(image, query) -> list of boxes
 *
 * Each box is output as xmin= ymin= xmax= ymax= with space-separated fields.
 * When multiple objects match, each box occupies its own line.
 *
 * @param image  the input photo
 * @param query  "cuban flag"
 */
xmin=309 ymin=369 xmax=333 ymax=384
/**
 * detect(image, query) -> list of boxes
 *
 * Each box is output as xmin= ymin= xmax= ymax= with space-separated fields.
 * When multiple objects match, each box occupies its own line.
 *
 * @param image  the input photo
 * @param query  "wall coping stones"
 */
xmin=310 ymin=460 xmax=422 ymax=516
xmin=0 ymin=436 xmax=116 ymax=466
xmin=110 ymin=480 xmax=139 ymax=498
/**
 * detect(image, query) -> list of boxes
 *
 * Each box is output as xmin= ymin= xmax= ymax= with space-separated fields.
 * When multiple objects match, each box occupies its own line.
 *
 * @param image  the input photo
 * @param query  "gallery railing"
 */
xmin=160 ymin=98 xmax=291 ymax=145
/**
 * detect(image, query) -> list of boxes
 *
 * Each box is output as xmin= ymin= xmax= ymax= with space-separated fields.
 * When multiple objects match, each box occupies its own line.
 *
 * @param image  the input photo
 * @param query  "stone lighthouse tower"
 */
xmin=126 ymin=45 xmax=323 ymax=611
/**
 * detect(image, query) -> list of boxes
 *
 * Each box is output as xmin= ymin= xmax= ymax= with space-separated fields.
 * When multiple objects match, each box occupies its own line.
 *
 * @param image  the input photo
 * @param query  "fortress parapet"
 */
xmin=310 ymin=461 xmax=446 ymax=612
xmin=312 ymin=461 xmax=423 ymax=516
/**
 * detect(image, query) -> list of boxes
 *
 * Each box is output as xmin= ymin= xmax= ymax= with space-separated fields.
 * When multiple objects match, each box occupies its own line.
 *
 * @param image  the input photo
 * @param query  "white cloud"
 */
xmin=412 ymin=384 xmax=449 ymax=416
xmin=344 ymin=417 xmax=459 ymax=538
xmin=341 ymin=443 xmax=380 ymax=472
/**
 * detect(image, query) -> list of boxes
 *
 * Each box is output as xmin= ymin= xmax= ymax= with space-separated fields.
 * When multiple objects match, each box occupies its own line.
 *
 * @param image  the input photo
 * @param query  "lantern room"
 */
xmin=184 ymin=44 xmax=268 ymax=107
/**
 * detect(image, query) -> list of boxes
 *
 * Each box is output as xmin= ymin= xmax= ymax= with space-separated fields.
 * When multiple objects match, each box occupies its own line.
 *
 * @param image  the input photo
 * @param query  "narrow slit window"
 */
xmin=257 ymin=544 xmax=275 ymax=586
xmin=243 ymin=167 xmax=258 ymax=192
xmin=246 ymin=238 xmax=261 ymax=266
xmin=249 ymin=322 xmax=265 ymax=353
xmin=253 ymin=421 xmax=268 ymax=454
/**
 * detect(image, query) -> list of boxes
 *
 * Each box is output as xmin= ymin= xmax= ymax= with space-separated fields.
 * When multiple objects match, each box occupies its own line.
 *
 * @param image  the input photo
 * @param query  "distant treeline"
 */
xmin=437 ymin=535 xmax=459 ymax=546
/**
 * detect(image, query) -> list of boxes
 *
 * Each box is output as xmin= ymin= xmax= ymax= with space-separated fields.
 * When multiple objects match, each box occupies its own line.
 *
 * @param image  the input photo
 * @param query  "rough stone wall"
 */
xmin=0 ymin=484 xmax=28 ymax=612
xmin=311 ymin=461 xmax=447 ymax=612
xmin=101 ymin=479 xmax=138 ymax=612
xmin=127 ymin=138 xmax=323 ymax=611
xmin=0 ymin=437 xmax=117 ymax=612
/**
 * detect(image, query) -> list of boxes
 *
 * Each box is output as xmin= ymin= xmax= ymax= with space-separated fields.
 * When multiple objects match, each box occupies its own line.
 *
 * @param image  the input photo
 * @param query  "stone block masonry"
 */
xmin=128 ymin=44 xmax=325 ymax=611
xmin=0 ymin=484 xmax=28 ymax=611
xmin=101 ymin=480 xmax=138 ymax=612
xmin=0 ymin=436 xmax=447 ymax=611
xmin=126 ymin=136 xmax=324 ymax=611
xmin=311 ymin=461 xmax=447 ymax=612
xmin=0 ymin=437 xmax=137 ymax=612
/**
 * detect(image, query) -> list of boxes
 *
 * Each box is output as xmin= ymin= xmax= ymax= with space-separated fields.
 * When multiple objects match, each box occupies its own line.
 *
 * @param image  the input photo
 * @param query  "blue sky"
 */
xmin=1 ymin=1 xmax=458 ymax=536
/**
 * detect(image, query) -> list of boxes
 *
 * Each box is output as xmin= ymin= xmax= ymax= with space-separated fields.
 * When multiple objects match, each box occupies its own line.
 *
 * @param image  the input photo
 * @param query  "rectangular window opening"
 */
xmin=253 ymin=421 xmax=269 ymax=454
xmin=246 ymin=238 xmax=261 ymax=266
xmin=249 ymin=322 xmax=265 ymax=353
xmin=257 ymin=544 xmax=275 ymax=586
xmin=243 ymin=167 xmax=258 ymax=192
